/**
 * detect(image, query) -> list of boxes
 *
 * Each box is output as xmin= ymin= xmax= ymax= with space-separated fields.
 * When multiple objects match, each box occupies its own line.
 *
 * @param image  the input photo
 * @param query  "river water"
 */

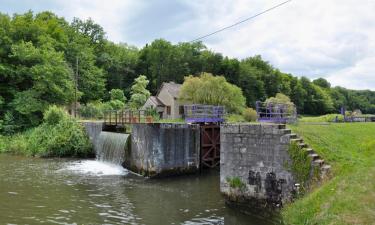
xmin=0 ymin=154 xmax=278 ymax=225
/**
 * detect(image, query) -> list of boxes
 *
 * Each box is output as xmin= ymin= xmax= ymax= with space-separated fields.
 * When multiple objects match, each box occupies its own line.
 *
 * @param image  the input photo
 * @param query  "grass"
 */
xmin=282 ymin=123 xmax=375 ymax=225
xmin=299 ymin=114 xmax=344 ymax=123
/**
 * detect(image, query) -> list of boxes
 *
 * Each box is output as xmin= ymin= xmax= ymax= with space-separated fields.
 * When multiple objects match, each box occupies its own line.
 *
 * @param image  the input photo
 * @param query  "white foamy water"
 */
xmin=62 ymin=160 xmax=128 ymax=176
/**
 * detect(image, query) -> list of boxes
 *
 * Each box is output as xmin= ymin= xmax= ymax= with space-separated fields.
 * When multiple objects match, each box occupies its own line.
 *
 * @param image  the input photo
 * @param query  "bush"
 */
xmin=108 ymin=100 xmax=125 ymax=110
xmin=43 ymin=105 xmax=67 ymax=125
xmin=110 ymin=89 xmax=126 ymax=102
xmin=242 ymin=108 xmax=257 ymax=122
xmin=79 ymin=101 xmax=112 ymax=119
xmin=27 ymin=117 xmax=92 ymax=157
xmin=226 ymin=114 xmax=246 ymax=123
xmin=2 ymin=105 xmax=92 ymax=157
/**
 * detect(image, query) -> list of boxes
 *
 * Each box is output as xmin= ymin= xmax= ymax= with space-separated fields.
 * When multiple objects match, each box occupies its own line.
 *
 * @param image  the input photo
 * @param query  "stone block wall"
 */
xmin=128 ymin=123 xmax=200 ymax=177
xmin=220 ymin=123 xmax=295 ymax=207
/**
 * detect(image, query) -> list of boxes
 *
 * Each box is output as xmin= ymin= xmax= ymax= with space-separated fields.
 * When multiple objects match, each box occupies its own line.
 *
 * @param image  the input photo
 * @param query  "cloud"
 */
xmin=1 ymin=0 xmax=374 ymax=90
xmin=326 ymin=57 xmax=375 ymax=90
xmin=185 ymin=0 xmax=375 ymax=90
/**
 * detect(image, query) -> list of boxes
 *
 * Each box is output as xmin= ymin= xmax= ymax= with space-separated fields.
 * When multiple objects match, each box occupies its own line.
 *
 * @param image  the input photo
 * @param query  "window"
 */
xmin=179 ymin=106 xmax=184 ymax=115
xmin=166 ymin=106 xmax=171 ymax=115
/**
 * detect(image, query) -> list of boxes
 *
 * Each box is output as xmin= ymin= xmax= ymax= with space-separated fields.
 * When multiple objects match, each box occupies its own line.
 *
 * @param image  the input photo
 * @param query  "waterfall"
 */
xmin=82 ymin=121 xmax=129 ymax=166
xmin=95 ymin=132 xmax=129 ymax=165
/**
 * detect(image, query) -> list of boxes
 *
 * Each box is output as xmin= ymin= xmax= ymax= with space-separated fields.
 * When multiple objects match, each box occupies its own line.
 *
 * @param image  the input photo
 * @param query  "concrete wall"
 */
xmin=81 ymin=121 xmax=104 ymax=145
xmin=127 ymin=123 xmax=200 ymax=177
xmin=220 ymin=123 xmax=295 ymax=208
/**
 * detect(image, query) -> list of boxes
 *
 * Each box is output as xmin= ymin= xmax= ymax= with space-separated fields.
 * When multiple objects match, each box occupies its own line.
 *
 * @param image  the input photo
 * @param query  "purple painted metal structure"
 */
xmin=256 ymin=101 xmax=297 ymax=124
xmin=184 ymin=105 xmax=225 ymax=123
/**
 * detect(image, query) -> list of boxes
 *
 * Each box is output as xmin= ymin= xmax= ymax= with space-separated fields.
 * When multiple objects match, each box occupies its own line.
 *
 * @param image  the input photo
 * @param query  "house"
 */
xmin=142 ymin=82 xmax=184 ymax=119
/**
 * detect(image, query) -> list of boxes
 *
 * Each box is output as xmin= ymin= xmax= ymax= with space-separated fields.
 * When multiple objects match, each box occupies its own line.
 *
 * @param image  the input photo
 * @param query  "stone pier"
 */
xmin=220 ymin=123 xmax=296 ymax=209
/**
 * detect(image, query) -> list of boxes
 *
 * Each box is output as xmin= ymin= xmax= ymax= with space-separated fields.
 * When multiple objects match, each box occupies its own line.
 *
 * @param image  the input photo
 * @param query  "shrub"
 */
xmin=43 ymin=105 xmax=67 ymax=125
xmin=26 ymin=117 xmax=92 ymax=157
xmin=110 ymin=89 xmax=126 ymax=102
xmin=108 ymin=100 xmax=125 ymax=110
xmin=79 ymin=101 xmax=112 ymax=119
xmin=3 ymin=106 xmax=92 ymax=157
xmin=242 ymin=108 xmax=257 ymax=122
xmin=226 ymin=114 xmax=246 ymax=123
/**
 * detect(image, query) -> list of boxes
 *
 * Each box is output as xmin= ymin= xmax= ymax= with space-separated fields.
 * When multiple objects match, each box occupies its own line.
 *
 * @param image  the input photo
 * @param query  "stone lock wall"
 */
xmin=128 ymin=123 xmax=200 ymax=177
xmin=220 ymin=123 xmax=295 ymax=207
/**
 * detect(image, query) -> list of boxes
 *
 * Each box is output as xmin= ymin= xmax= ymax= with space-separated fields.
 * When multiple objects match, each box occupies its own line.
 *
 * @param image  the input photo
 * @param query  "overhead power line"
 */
xmin=190 ymin=0 xmax=292 ymax=42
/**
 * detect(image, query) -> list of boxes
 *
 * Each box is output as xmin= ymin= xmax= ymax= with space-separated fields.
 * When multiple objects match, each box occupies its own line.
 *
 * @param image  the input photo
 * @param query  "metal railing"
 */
xmin=184 ymin=105 xmax=225 ymax=123
xmin=256 ymin=101 xmax=297 ymax=124
xmin=104 ymin=109 xmax=154 ymax=125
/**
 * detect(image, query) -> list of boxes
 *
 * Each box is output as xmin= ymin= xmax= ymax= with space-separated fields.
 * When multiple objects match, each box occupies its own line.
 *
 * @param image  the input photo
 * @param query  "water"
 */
xmin=95 ymin=131 xmax=129 ymax=165
xmin=0 ymin=154 xmax=279 ymax=225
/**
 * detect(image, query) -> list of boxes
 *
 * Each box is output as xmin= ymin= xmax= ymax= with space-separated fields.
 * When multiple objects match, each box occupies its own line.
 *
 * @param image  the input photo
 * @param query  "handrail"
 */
xmin=103 ymin=109 xmax=154 ymax=126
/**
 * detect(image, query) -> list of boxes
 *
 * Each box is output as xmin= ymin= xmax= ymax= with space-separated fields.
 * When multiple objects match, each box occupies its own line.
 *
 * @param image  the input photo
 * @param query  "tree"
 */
xmin=8 ymin=41 xmax=75 ymax=127
xmin=313 ymin=78 xmax=331 ymax=89
xmin=238 ymin=61 xmax=265 ymax=107
xmin=110 ymin=89 xmax=126 ymax=102
xmin=129 ymin=75 xmax=151 ymax=109
xmin=266 ymin=93 xmax=294 ymax=105
xmin=179 ymin=73 xmax=246 ymax=113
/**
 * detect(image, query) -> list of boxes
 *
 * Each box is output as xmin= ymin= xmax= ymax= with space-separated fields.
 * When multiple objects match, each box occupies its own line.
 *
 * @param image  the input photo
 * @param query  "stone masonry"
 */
xmin=220 ymin=123 xmax=295 ymax=208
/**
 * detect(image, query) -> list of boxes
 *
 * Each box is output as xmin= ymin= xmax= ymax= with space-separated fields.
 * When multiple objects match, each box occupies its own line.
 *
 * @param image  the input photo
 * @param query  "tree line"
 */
xmin=0 ymin=11 xmax=374 ymax=132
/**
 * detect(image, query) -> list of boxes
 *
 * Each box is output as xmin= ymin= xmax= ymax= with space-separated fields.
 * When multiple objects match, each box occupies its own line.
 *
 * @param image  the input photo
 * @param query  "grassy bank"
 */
xmin=283 ymin=123 xmax=375 ymax=225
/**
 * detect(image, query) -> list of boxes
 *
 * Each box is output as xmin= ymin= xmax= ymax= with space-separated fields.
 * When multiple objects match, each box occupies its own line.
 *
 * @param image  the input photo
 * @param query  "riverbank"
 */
xmin=282 ymin=123 xmax=375 ymax=224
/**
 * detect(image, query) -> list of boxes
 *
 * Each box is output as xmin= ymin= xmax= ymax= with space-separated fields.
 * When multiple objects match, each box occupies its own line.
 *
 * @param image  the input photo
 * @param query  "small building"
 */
xmin=142 ymin=82 xmax=184 ymax=119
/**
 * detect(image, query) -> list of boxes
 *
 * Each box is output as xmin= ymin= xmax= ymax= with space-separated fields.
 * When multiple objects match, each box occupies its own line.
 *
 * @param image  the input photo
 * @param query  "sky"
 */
xmin=1 ymin=0 xmax=374 ymax=90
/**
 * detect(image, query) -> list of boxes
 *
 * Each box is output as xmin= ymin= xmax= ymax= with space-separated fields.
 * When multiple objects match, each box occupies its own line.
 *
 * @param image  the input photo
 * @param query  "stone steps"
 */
xmin=304 ymin=148 xmax=315 ymax=154
xmin=312 ymin=159 xmax=325 ymax=167
xmin=282 ymin=129 xmax=292 ymax=134
xmin=308 ymin=153 xmax=320 ymax=160
xmin=278 ymin=124 xmax=332 ymax=180
xmin=290 ymin=138 xmax=303 ymax=143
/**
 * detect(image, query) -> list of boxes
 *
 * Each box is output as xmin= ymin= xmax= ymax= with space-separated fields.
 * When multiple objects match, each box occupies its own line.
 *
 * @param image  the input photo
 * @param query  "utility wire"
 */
xmin=190 ymin=0 xmax=292 ymax=42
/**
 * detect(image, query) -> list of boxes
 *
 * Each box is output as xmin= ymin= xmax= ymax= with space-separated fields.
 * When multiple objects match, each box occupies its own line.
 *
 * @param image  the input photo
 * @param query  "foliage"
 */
xmin=242 ymin=108 xmax=257 ymax=122
xmin=225 ymin=114 xmax=246 ymax=123
xmin=1 ymin=106 xmax=91 ymax=157
xmin=110 ymin=89 xmax=126 ymax=102
xmin=179 ymin=73 xmax=246 ymax=113
xmin=27 ymin=116 xmax=91 ymax=157
xmin=0 ymin=10 xmax=374 ymax=133
xmin=43 ymin=105 xmax=66 ymax=125
xmin=145 ymin=106 xmax=160 ymax=120
xmin=265 ymin=93 xmax=293 ymax=105
xmin=226 ymin=177 xmax=246 ymax=189
xmin=286 ymin=142 xmax=313 ymax=190
xmin=283 ymin=123 xmax=375 ymax=224
xmin=129 ymin=75 xmax=151 ymax=109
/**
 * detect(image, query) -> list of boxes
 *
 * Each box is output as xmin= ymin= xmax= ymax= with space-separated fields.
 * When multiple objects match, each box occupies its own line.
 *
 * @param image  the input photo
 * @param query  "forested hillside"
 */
xmin=1 ymin=11 xmax=374 ymax=131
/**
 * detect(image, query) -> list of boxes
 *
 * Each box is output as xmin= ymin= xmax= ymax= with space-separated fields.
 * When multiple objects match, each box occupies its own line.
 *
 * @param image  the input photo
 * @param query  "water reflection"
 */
xmin=0 ymin=155 xmax=279 ymax=225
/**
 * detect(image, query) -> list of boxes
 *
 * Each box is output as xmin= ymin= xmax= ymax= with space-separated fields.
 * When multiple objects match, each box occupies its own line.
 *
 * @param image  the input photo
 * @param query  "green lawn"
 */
xmin=282 ymin=123 xmax=375 ymax=225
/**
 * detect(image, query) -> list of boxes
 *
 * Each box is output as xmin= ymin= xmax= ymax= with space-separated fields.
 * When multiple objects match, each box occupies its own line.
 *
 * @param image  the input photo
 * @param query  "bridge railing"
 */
xmin=256 ymin=101 xmax=297 ymax=124
xmin=184 ymin=105 xmax=225 ymax=123
xmin=104 ymin=109 xmax=154 ymax=125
